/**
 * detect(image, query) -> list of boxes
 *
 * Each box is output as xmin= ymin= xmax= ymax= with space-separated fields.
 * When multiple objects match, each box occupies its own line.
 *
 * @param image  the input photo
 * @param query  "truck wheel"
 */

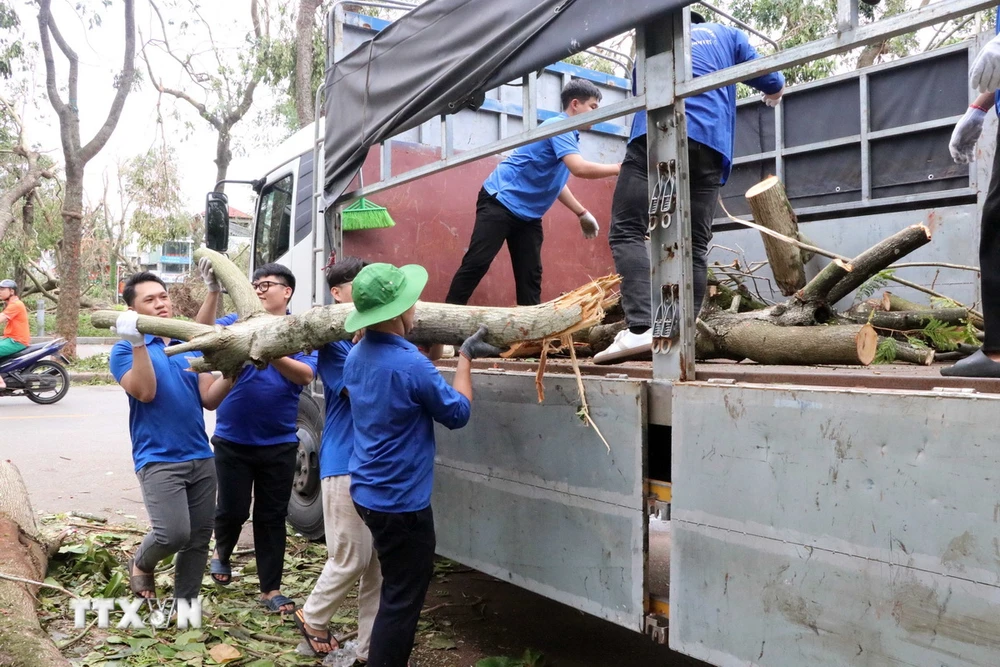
xmin=286 ymin=393 xmax=325 ymax=540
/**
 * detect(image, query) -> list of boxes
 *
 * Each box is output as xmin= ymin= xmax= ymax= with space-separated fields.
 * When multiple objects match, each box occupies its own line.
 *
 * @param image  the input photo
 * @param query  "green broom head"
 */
xmin=342 ymin=197 xmax=396 ymax=231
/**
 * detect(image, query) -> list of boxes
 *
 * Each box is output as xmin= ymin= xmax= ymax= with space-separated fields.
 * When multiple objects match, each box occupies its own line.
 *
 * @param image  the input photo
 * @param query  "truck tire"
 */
xmin=286 ymin=392 xmax=326 ymax=540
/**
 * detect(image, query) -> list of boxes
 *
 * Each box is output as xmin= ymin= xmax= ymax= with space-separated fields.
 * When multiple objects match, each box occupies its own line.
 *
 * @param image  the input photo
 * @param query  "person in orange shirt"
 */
xmin=0 ymin=279 xmax=30 ymax=389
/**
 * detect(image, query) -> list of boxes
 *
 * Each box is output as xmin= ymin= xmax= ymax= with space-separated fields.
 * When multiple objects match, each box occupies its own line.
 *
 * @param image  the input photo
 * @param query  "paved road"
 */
xmin=0 ymin=384 xmax=216 ymax=523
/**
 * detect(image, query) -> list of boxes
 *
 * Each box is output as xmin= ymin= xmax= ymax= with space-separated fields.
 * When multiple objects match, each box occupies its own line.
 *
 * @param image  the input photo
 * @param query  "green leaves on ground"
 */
xmin=476 ymin=649 xmax=547 ymax=667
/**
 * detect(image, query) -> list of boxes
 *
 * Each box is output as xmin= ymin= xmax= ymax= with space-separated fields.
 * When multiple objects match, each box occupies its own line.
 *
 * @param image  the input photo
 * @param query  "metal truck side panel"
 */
xmin=670 ymin=382 xmax=1000 ymax=666
xmin=432 ymin=371 xmax=648 ymax=630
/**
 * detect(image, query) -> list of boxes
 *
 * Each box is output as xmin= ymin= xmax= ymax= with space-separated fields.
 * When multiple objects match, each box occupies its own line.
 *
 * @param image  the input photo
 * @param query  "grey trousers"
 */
xmin=134 ymin=458 xmax=217 ymax=600
xmin=608 ymin=138 xmax=724 ymax=329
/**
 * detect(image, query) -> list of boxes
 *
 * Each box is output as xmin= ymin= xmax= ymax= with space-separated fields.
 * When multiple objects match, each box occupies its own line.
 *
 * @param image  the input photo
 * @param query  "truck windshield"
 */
xmin=254 ymin=174 xmax=293 ymax=268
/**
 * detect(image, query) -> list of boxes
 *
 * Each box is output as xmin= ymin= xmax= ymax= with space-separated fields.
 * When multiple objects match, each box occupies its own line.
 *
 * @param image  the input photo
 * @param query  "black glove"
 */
xmin=459 ymin=325 xmax=500 ymax=360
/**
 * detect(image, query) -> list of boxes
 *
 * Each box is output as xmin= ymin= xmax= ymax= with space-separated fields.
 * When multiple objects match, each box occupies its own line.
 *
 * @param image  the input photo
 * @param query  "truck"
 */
xmin=204 ymin=1 xmax=1000 ymax=665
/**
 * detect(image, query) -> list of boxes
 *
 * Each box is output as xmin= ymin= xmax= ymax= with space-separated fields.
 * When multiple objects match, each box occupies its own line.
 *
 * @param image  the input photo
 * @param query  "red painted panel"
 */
xmin=344 ymin=142 xmax=617 ymax=306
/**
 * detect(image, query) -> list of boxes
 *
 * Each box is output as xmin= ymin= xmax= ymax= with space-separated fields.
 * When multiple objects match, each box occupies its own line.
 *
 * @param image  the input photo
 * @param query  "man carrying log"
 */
xmin=294 ymin=257 xmax=382 ymax=660
xmin=445 ymin=79 xmax=620 ymax=307
xmin=344 ymin=262 xmax=496 ymax=667
xmin=109 ymin=272 xmax=234 ymax=600
xmin=194 ymin=261 xmax=317 ymax=614
xmin=595 ymin=12 xmax=785 ymax=364
xmin=942 ymin=19 xmax=1000 ymax=377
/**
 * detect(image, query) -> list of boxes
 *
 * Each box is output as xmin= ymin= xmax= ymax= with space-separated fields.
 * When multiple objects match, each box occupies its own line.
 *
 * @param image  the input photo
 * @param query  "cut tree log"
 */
xmin=91 ymin=248 xmax=622 ymax=377
xmin=881 ymin=291 xmax=924 ymax=312
xmin=697 ymin=316 xmax=877 ymax=366
xmin=795 ymin=258 xmax=853 ymax=304
xmin=0 ymin=461 xmax=72 ymax=667
xmin=585 ymin=320 xmax=627 ymax=354
xmin=879 ymin=337 xmax=935 ymax=365
xmin=745 ymin=176 xmax=806 ymax=296
xmin=824 ymin=224 xmax=932 ymax=304
xmin=882 ymin=291 xmax=984 ymax=330
xmin=852 ymin=307 xmax=972 ymax=331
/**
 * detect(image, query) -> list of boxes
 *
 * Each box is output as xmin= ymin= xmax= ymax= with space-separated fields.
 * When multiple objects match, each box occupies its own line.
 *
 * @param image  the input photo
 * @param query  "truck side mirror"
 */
xmin=205 ymin=191 xmax=230 ymax=252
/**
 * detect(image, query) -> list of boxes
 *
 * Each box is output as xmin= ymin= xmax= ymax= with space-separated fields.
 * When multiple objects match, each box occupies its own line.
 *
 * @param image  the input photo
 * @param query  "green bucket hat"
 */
xmin=344 ymin=263 xmax=428 ymax=333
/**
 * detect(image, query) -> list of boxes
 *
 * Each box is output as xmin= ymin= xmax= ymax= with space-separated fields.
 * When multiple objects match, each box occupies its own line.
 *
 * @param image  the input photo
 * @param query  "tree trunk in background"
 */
xmin=214 ymin=126 xmax=232 ymax=193
xmin=37 ymin=0 xmax=136 ymax=360
xmin=55 ymin=171 xmax=84 ymax=358
xmin=295 ymin=0 xmax=322 ymax=128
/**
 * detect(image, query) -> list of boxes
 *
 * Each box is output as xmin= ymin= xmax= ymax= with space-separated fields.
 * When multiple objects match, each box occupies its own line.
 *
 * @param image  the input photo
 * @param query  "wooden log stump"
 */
xmin=745 ymin=176 xmax=806 ymax=296
xmin=0 ymin=461 xmax=72 ymax=666
xmin=697 ymin=314 xmax=877 ymax=366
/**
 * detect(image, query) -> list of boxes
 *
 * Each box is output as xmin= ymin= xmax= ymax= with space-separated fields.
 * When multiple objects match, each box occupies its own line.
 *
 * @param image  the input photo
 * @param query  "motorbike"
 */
xmin=0 ymin=338 xmax=71 ymax=404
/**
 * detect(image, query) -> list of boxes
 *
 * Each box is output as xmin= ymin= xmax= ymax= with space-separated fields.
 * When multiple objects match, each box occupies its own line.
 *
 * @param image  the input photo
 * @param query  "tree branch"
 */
xmin=35 ymin=1 xmax=67 ymax=116
xmin=79 ymin=0 xmax=137 ymax=164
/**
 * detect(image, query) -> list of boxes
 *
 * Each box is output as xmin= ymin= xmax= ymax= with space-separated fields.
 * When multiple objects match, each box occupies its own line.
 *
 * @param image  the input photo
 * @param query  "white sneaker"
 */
xmin=593 ymin=328 xmax=653 ymax=365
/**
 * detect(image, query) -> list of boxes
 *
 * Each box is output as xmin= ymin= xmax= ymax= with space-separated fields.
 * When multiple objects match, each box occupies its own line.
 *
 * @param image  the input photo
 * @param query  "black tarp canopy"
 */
xmin=322 ymin=0 xmax=690 ymax=206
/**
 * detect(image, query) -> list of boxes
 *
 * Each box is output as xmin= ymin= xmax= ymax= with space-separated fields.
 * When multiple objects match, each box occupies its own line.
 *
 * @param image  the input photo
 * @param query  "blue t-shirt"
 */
xmin=345 ymin=331 xmax=471 ymax=513
xmin=317 ymin=340 xmax=354 ymax=478
xmin=629 ymin=22 xmax=785 ymax=184
xmin=110 ymin=336 xmax=214 ymax=472
xmin=212 ymin=312 xmax=317 ymax=446
xmin=483 ymin=113 xmax=580 ymax=221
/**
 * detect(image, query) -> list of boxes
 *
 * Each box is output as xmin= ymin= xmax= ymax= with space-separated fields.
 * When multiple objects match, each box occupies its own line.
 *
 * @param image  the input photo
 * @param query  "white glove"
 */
xmin=971 ymin=34 xmax=1000 ymax=94
xmin=949 ymin=106 xmax=986 ymax=165
xmin=112 ymin=311 xmax=145 ymax=348
xmin=578 ymin=211 xmax=600 ymax=239
xmin=198 ymin=257 xmax=221 ymax=293
xmin=762 ymin=86 xmax=784 ymax=108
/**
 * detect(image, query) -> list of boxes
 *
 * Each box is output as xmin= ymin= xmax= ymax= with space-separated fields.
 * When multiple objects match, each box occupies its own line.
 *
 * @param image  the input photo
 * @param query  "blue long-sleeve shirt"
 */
xmin=630 ymin=22 xmax=785 ymax=184
xmin=345 ymin=330 xmax=471 ymax=512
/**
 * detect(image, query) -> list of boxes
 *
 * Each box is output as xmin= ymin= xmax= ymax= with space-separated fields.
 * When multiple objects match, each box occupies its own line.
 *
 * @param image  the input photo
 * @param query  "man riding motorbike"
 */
xmin=0 ymin=279 xmax=30 ymax=390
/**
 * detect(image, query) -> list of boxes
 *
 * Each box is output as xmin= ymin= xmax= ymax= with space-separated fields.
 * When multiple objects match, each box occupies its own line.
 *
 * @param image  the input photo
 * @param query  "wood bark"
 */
xmin=745 ymin=176 xmax=806 ymax=296
xmin=882 ymin=291 xmax=984 ymax=330
xmin=697 ymin=316 xmax=877 ymax=366
xmin=584 ymin=320 xmax=627 ymax=354
xmin=881 ymin=291 xmax=924 ymax=312
xmin=0 ymin=461 xmax=72 ymax=667
xmin=38 ymin=0 xmax=136 ymax=359
xmin=853 ymin=308 xmax=972 ymax=331
xmin=880 ymin=337 xmax=935 ymax=366
xmin=295 ymin=0 xmax=322 ymax=128
xmin=795 ymin=258 xmax=853 ymax=304
xmin=825 ymin=224 xmax=932 ymax=304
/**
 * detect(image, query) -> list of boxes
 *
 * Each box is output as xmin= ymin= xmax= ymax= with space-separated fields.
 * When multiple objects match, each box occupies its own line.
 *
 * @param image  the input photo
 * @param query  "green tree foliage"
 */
xmin=0 ymin=0 xmax=23 ymax=79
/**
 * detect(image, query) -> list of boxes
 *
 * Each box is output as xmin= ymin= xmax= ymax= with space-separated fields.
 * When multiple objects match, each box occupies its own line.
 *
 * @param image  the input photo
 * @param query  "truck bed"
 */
xmin=441 ymin=357 xmax=1000 ymax=394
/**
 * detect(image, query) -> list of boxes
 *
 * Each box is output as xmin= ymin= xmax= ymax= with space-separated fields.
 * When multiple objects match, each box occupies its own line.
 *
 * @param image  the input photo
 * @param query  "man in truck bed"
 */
xmin=444 ymin=79 xmax=620 ymax=307
xmin=595 ymin=12 xmax=785 ymax=364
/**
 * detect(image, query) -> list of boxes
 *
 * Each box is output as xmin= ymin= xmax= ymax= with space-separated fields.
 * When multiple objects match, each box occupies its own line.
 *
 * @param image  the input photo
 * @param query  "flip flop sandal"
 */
xmin=209 ymin=558 xmax=232 ymax=586
xmin=260 ymin=594 xmax=296 ymax=614
xmin=127 ymin=557 xmax=155 ymax=597
xmin=293 ymin=608 xmax=338 ymax=656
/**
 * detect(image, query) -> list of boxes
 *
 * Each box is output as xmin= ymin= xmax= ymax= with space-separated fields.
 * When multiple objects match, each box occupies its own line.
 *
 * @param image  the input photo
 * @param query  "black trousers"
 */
xmin=445 ymin=188 xmax=544 ymax=306
xmin=355 ymin=503 xmax=436 ymax=667
xmin=608 ymin=138 xmax=725 ymax=328
xmin=212 ymin=436 xmax=298 ymax=593
xmin=981 ymin=123 xmax=1000 ymax=352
